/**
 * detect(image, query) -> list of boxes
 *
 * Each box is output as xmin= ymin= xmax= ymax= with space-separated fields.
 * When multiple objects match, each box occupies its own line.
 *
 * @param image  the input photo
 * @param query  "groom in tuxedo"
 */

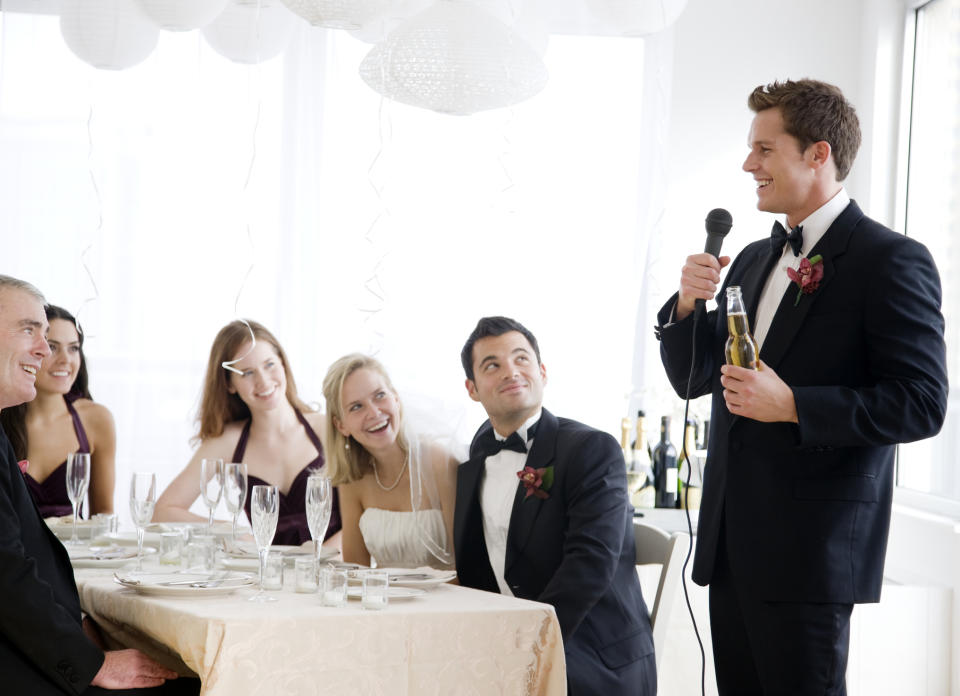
xmin=454 ymin=316 xmax=656 ymax=695
xmin=656 ymin=79 xmax=947 ymax=694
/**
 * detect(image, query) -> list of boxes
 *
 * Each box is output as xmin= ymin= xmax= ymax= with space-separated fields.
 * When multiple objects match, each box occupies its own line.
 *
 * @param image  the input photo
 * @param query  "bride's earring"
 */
xmin=345 ymin=440 xmax=350 ymax=451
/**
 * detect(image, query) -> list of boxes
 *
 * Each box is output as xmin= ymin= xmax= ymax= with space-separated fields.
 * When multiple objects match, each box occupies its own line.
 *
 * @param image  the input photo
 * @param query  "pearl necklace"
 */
xmin=373 ymin=455 xmax=408 ymax=492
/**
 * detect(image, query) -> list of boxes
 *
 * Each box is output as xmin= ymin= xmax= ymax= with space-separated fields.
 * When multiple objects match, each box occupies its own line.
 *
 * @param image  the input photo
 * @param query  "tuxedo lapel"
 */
xmin=505 ymin=409 xmax=558 ymax=575
xmin=759 ymin=202 xmax=860 ymax=370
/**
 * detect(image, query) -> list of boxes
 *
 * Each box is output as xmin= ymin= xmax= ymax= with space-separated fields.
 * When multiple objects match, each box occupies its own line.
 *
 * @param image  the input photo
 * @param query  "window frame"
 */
xmin=892 ymin=0 xmax=960 ymax=521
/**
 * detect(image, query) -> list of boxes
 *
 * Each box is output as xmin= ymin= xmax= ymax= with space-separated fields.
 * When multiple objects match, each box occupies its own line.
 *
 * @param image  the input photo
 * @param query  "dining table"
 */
xmin=74 ymin=560 xmax=567 ymax=696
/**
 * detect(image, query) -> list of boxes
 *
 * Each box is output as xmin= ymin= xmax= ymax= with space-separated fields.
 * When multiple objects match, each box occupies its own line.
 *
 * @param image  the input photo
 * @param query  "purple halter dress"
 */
xmin=235 ymin=410 xmax=341 ymax=545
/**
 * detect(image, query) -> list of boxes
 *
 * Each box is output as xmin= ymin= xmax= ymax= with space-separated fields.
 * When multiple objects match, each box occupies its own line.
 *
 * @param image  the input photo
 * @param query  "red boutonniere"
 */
xmin=786 ymin=254 xmax=824 ymax=306
xmin=17 ymin=460 xmax=29 ymax=474
xmin=517 ymin=465 xmax=554 ymax=500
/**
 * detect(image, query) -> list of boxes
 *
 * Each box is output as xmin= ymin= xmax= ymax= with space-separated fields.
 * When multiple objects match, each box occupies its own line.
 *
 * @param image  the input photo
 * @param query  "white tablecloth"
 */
xmin=76 ymin=570 xmax=566 ymax=696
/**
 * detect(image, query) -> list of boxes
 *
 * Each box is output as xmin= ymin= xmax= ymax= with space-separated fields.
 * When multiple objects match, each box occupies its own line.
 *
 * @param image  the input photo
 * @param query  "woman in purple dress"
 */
xmin=0 ymin=305 xmax=116 ymax=517
xmin=154 ymin=320 xmax=341 ymax=546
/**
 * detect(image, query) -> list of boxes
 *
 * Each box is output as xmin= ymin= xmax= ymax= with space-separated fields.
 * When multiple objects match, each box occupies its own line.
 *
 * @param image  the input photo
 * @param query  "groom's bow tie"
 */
xmin=770 ymin=221 xmax=804 ymax=257
xmin=477 ymin=421 xmax=539 ymax=459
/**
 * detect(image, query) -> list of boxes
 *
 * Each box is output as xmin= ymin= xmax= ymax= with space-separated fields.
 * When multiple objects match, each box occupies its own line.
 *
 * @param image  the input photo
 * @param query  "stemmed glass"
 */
xmin=223 ymin=462 xmax=248 ymax=541
xmin=249 ymin=484 xmax=279 ymax=602
xmin=305 ymin=474 xmax=332 ymax=566
xmin=129 ymin=472 xmax=157 ymax=570
xmin=200 ymin=458 xmax=224 ymax=531
xmin=65 ymin=452 xmax=91 ymax=546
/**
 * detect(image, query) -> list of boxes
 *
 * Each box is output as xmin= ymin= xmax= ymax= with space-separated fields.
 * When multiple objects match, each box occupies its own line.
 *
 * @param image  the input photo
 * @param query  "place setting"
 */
xmin=113 ymin=569 xmax=256 ymax=598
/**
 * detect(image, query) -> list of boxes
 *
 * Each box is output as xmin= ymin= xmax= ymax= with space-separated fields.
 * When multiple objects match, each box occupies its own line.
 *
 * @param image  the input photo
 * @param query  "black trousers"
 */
xmin=709 ymin=532 xmax=852 ymax=696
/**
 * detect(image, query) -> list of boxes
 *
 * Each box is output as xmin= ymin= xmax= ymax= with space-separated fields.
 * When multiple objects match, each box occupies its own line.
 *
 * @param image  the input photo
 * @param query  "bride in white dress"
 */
xmin=323 ymin=354 xmax=456 ymax=569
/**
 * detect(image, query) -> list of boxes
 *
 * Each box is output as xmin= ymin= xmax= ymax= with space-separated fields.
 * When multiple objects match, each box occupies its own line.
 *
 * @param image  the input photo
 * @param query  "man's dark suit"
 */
xmin=0 ymin=426 xmax=104 ymax=695
xmin=454 ymin=408 xmax=656 ymax=696
xmin=656 ymin=201 xmax=947 ymax=686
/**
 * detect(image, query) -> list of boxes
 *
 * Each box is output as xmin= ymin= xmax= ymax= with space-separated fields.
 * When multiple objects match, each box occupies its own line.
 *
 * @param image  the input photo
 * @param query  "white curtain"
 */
xmin=0 ymin=11 xmax=670 ymax=525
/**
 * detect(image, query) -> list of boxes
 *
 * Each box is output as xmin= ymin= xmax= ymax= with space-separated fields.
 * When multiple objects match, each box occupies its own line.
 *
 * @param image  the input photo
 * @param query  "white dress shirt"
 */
xmin=479 ymin=410 xmax=541 ymax=596
xmin=753 ymin=189 xmax=850 ymax=349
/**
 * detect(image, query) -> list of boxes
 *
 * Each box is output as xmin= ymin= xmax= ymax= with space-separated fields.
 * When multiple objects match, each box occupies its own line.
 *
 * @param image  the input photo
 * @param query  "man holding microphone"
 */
xmin=655 ymin=79 xmax=947 ymax=695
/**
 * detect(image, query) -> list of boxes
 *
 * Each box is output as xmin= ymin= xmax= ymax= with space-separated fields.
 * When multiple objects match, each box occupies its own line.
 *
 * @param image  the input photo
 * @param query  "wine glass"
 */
xmin=129 ymin=472 xmax=157 ymax=570
xmin=200 ymin=458 xmax=224 ymax=531
xmin=305 ymin=474 xmax=332 ymax=566
xmin=223 ymin=462 xmax=248 ymax=541
xmin=65 ymin=452 xmax=90 ymax=546
xmin=249 ymin=484 xmax=279 ymax=602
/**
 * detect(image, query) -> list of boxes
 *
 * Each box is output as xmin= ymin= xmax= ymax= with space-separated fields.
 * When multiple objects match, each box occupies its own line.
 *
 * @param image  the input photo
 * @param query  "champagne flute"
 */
xmin=65 ymin=452 xmax=90 ymax=546
xmin=223 ymin=462 xmax=248 ymax=541
xmin=129 ymin=472 xmax=157 ymax=570
xmin=249 ymin=484 xmax=279 ymax=602
xmin=305 ymin=474 xmax=332 ymax=566
xmin=200 ymin=458 xmax=224 ymax=531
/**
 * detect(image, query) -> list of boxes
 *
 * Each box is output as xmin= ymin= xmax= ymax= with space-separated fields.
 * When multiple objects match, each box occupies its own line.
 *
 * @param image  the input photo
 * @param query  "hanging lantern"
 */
xmin=358 ymin=0 xmax=548 ymax=115
xmin=60 ymin=0 xmax=159 ymax=70
xmin=280 ymin=0 xmax=392 ymax=30
xmin=202 ymin=0 xmax=297 ymax=64
xmin=136 ymin=0 xmax=230 ymax=32
xmin=587 ymin=0 xmax=688 ymax=36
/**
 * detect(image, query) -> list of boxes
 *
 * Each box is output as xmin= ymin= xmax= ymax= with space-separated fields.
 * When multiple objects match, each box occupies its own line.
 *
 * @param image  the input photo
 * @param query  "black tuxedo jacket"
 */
xmin=657 ymin=201 xmax=947 ymax=603
xmin=454 ymin=409 xmax=655 ymax=696
xmin=0 ymin=426 xmax=104 ymax=695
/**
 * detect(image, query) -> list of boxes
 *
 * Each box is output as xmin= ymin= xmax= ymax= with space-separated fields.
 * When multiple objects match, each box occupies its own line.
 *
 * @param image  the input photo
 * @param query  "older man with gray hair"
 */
xmin=0 ymin=274 xmax=197 ymax=695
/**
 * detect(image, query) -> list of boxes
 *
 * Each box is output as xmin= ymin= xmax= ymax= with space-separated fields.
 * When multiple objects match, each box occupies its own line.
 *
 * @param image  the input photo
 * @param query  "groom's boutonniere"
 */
xmin=517 ymin=465 xmax=554 ymax=500
xmin=786 ymin=254 xmax=824 ymax=306
xmin=17 ymin=460 xmax=29 ymax=474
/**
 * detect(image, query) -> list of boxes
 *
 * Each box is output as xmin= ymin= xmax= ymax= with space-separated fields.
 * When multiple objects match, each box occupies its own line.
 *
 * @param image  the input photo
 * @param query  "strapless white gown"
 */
xmin=358 ymin=508 xmax=452 ymax=569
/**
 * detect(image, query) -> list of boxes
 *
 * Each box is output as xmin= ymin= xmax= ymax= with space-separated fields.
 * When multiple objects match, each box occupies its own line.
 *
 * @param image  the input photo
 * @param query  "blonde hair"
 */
xmin=322 ymin=353 xmax=407 ymax=485
xmin=196 ymin=320 xmax=308 ymax=441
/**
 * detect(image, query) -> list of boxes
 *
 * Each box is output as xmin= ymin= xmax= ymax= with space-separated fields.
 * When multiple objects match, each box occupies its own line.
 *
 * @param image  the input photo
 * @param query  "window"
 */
xmin=895 ymin=0 xmax=960 ymax=514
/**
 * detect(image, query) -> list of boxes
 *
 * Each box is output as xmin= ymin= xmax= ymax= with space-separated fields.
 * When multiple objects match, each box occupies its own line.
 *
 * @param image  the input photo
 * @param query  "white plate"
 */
xmin=351 ymin=568 xmax=457 ymax=587
xmin=346 ymin=586 xmax=426 ymax=601
xmin=114 ymin=571 xmax=255 ymax=597
xmin=147 ymin=521 xmax=236 ymax=539
xmin=226 ymin=542 xmax=337 ymax=560
xmin=47 ymin=518 xmax=98 ymax=540
xmin=68 ymin=544 xmax=156 ymax=568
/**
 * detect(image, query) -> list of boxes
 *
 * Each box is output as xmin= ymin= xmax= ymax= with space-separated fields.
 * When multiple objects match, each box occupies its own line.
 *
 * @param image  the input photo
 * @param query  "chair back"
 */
xmin=633 ymin=520 xmax=689 ymax=670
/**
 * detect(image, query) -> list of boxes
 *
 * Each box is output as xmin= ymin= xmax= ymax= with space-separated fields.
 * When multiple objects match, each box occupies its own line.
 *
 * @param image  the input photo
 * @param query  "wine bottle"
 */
xmin=620 ymin=417 xmax=634 ymax=469
xmin=676 ymin=418 xmax=701 ymax=510
xmin=630 ymin=410 xmax=655 ymax=509
xmin=652 ymin=415 xmax=677 ymax=508
xmin=724 ymin=286 xmax=760 ymax=370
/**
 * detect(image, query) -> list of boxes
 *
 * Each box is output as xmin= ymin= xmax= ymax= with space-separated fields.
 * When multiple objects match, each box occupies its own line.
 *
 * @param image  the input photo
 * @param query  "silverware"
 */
xmin=159 ymin=572 xmax=229 ymax=588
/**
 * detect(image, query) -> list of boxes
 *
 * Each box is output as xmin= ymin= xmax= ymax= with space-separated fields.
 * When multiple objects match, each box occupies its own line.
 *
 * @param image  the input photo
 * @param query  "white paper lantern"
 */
xmin=202 ymin=0 xmax=297 ymax=64
xmin=280 ymin=0 xmax=392 ymax=30
xmin=587 ymin=0 xmax=688 ymax=36
xmin=60 ymin=0 xmax=159 ymax=70
xmin=358 ymin=0 xmax=548 ymax=115
xmin=136 ymin=0 xmax=230 ymax=32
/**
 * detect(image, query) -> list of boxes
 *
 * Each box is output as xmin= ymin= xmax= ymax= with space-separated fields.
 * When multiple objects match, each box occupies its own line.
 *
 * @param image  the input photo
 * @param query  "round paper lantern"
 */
xmin=136 ymin=0 xmax=230 ymax=32
xmin=358 ymin=0 xmax=549 ymax=115
xmin=587 ymin=0 xmax=688 ymax=36
xmin=60 ymin=0 xmax=159 ymax=70
xmin=202 ymin=0 xmax=297 ymax=64
xmin=280 ymin=0 xmax=392 ymax=30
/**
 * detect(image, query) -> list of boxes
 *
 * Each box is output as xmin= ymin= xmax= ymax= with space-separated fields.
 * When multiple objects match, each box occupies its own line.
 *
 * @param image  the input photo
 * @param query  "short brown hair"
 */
xmin=748 ymin=79 xmax=861 ymax=181
xmin=196 ymin=320 xmax=308 ymax=441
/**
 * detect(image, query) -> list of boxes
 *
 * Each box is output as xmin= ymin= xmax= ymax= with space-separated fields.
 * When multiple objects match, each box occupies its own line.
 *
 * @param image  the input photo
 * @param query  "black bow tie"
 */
xmin=770 ymin=221 xmax=804 ymax=257
xmin=477 ymin=421 xmax=539 ymax=459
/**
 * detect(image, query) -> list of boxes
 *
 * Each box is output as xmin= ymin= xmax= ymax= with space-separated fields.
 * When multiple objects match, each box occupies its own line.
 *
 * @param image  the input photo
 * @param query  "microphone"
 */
xmin=695 ymin=208 xmax=733 ymax=315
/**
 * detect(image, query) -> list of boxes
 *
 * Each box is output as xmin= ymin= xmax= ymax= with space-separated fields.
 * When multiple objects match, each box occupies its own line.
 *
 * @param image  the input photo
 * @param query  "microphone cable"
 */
xmin=679 ymin=304 xmax=708 ymax=696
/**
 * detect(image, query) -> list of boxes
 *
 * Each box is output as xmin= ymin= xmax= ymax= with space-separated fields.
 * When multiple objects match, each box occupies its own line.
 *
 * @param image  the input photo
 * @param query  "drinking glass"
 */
xmin=65 ymin=452 xmax=90 ymax=546
xmin=305 ymin=474 xmax=332 ymax=566
xmin=200 ymin=458 xmax=224 ymax=531
xmin=249 ymin=484 xmax=279 ymax=602
xmin=223 ymin=462 xmax=248 ymax=540
xmin=129 ymin=472 xmax=157 ymax=570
